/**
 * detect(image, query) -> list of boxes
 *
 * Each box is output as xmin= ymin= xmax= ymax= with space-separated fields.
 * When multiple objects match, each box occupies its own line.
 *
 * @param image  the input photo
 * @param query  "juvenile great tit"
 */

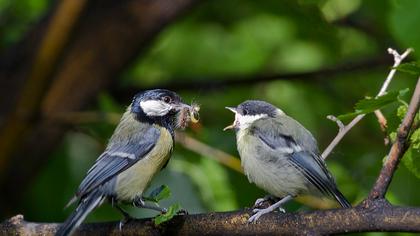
xmin=224 ymin=100 xmax=351 ymax=223
xmin=57 ymin=89 xmax=199 ymax=236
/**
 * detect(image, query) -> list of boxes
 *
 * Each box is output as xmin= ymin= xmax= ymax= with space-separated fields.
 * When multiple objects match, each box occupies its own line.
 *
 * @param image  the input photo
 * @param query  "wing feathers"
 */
xmin=251 ymin=117 xmax=350 ymax=207
xmin=75 ymin=126 xmax=160 ymax=198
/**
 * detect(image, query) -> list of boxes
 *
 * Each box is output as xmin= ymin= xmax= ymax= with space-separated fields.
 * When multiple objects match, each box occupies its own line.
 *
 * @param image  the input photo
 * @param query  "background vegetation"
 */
xmin=0 ymin=0 xmax=419 ymax=234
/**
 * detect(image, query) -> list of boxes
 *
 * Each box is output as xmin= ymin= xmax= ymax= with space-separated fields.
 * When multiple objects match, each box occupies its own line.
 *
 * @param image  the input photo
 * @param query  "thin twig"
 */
xmin=327 ymin=115 xmax=345 ymax=131
xmin=369 ymin=77 xmax=420 ymax=199
xmin=322 ymin=48 xmax=413 ymax=159
xmin=378 ymin=48 xmax=413 ymax=96
xmin=374 ymin=110 xmax=390 ymax=145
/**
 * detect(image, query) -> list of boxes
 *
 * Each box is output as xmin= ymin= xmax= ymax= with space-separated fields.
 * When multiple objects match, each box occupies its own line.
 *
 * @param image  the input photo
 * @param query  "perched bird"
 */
xmin=224 ymin=100 xmax=351 ymax=222
xmin=57 ymin=89 xmax=199 ymax=236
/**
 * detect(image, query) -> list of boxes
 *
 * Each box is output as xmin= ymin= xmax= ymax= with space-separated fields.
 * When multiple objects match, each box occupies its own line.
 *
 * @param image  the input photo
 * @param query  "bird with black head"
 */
xmin=224 ymin=100 xmax=351 ymax=223
xmin=57 ymin=89 xmax=199 ymax=236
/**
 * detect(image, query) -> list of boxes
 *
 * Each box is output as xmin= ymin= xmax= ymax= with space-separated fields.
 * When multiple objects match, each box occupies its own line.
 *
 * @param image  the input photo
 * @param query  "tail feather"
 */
xmin=332 ymin=188 xmax=351 ymax=208
xmin=56 ymin=190 xmax=105 ymax=236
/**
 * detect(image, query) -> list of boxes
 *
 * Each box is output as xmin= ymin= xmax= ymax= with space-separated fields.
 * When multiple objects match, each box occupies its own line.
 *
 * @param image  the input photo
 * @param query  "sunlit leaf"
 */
xmin=395 ymin=61 xmax=420 ymax=76
xmin=397 ymin=105 xmax=409 ymax=121
xmin=411 ymin=128 xmax=420 ymax=149
xmin=337 ymin=89 xmax=409 ymax=120
xmin=403 ymin=147 xmax=420 ymax=179
xmin=143 ymin=185 xmax=171 ymax=203
xmin=153 ymin=203 xmax=182 ymax=225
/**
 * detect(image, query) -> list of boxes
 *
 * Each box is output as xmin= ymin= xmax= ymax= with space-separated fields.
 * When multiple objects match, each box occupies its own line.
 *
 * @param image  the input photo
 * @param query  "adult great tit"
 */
xmin=224 ymin=100 xmax=351 ymax=223
xmin=57 ymin=89 xmax=199 ymax=236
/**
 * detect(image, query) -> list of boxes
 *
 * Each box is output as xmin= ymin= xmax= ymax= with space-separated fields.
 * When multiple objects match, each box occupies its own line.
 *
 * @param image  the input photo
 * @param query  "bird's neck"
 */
xmin=131 ymin=109 xmax=175 ymax=137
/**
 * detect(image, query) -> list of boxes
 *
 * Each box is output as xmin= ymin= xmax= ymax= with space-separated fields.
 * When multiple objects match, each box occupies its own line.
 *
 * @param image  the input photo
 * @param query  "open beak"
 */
xmin=223 ymin=106 xmax=237 ymax=131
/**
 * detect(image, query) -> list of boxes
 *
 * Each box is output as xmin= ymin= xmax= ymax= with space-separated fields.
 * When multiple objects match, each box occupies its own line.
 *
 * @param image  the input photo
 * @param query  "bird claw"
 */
xmin=177 ymin=208 xmax=189 ymax=215
xmin=118 ymin=216 xmax=132 ymax=231
xmin=253 ymin=195 xmax=278 ymax=208
xmin=252 ymin=208 xmax=261 ymax=213
xmin=253 ymin=197 xmax=267 ymax=207
xmin=248 ymin=209 xmax=266 ymax=223
xmin=248 ymin=206 xmax=286 ymax=223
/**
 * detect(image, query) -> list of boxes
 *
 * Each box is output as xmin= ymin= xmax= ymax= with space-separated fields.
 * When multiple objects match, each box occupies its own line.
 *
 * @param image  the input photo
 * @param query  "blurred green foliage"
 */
xmin=0 ymin=0 xmax=48 ymax=49
xmin=2 ymin=0 xmax=420 ymax=235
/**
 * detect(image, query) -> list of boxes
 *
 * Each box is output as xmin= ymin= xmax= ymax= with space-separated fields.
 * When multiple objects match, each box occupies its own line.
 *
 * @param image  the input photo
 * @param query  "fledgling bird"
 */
xmin=56 ymin=89 xmax=199 ymax=236
xmin=224 ymin=100 xmax=351 ymax=223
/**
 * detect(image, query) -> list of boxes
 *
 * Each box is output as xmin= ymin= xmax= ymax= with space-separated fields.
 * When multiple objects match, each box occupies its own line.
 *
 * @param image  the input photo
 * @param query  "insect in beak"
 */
xmin=190 ymin=104 xmax=200 ymax=123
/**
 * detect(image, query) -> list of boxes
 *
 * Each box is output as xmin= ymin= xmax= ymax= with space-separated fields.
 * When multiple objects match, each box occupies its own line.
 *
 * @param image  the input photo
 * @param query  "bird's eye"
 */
xmin=162 ymin=96 xmax=172 ymax=103
xmin=242 ymin=109 xmax=248 ymax=115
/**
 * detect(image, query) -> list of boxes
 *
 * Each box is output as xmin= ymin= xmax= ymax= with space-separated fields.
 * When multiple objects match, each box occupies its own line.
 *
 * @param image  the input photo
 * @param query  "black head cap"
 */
xmin=132 ymin=89 xmax=182 ymax=107
xmin=130 ymin=89 xmax=185 ymax=130
xmin=237 ymin=100 xmax=279 ymax=117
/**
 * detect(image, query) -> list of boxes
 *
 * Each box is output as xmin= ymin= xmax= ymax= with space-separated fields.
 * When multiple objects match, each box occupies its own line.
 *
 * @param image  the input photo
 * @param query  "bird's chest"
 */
xmin=237 ymin=130 xmax=269 ymax=182
xmin=236 ymin=130 xmax=305 ymax=197
xmin=116 ymin=128 xmax=173 ymax=201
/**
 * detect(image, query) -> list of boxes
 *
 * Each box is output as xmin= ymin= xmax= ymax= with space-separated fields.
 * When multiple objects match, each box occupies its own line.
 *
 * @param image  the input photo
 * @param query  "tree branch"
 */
xmin=369 ymin=77 xmax=420 ymax=199
xmin=3 ymin=199 xmax=420 ymax=235
xmin=321 ymin=48 xmax=413 ymax=159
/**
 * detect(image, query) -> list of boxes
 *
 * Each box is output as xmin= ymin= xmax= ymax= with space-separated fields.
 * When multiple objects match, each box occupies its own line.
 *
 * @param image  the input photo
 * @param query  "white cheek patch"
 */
xmin=236 ymin=114 xmax=267 ymax=129
xmin=140 ymin=100 xmax=172 ymax=116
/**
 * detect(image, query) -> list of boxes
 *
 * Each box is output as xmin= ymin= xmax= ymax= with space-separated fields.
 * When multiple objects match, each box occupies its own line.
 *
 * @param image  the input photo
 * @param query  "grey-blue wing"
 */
xmin=288 ymin=151 xmax=336 ymax=197
xmin=250 ymin=117 xmax=319 ymax=154
xmin=76 ymin=126 xmax=160 ymax=198
xmin=288 ymin=152 xmax=351 ymax=207
xmin=251 ymin=117 xmax=350 ymax=207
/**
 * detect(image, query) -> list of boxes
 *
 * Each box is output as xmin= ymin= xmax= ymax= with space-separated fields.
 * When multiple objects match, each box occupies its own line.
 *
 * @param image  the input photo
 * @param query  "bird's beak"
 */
xmin=175 ymin=102 xmax=192 ymax=110
xmin=225 ymin=107 xmax=237 ymax=113
xmin=223 ymin=106 xmax=237 ymax=131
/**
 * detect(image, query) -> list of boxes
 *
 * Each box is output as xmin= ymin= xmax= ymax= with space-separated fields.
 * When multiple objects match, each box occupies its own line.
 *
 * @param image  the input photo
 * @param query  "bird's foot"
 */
xmin=253 ymin=197 xmax=266 ymax=207
xmin=134 ymin=197 xmax=167 ymax=213
xmin=177 ymin=208 xmax=189 ymax=215
xmin=248 ymin=205 xmax=285 ymax=223
xmin=248 ymin=195 xmax=293 ymax=223
xmin=115 ymin=205 xmax=136 ymax=231
xmin=118 ymin=216 xmax=134 ymax=231
xmin=253 ymin=195 xmax=278 ymax=208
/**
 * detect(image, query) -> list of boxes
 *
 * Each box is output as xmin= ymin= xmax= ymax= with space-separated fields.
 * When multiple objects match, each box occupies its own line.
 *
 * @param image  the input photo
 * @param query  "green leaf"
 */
xmin=402 ymin=128 xmax=420 ymax=178
xmin=389 ymin=132 xmax=397 ymax=143
xmin=337 ymin=89 xmax=409 ymax=121
xmin=395 ymin=61 xmax=420 ymax=76
xmin=143 ymin=185 xmax=171 ymax=203
xmin=411 ymin=128 xmax=420 ymax=149
xmin=397 ymin=105 xmax=408 ymax=121
xmin=402 ymin=147 xmax=420 ymax=179
xmin=153 ymin=203 xmax=182 ymax=225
